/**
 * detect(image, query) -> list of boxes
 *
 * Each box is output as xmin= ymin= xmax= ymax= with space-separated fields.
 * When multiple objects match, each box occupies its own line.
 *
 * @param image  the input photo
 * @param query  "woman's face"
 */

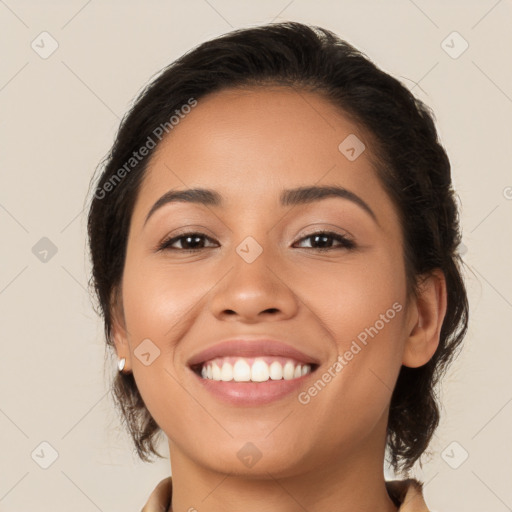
xmin=114 ymin=86 xmax=417 ymax=477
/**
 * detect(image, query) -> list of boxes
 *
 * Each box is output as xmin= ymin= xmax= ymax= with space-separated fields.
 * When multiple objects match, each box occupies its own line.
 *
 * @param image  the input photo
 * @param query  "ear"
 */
xmin=402 ymin=269 xmax=447 ymax=368
xmin=111 ymin=286 xmax=132 ymax=372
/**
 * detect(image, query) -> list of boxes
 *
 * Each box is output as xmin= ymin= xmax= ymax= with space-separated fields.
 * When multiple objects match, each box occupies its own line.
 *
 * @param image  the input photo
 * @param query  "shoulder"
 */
xmin=386 ymin=478 xmax=430 ymax=511
xmin=141 ymin=476 xmax=172 ymax=512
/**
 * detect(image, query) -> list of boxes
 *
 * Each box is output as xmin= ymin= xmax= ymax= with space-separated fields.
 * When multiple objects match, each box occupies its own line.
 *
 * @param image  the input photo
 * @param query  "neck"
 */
xmin=167 ymin=429 xmax=398 ymax=512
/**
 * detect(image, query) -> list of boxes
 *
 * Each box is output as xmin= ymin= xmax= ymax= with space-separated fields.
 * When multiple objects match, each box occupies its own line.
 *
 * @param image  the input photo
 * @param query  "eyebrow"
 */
xmin=143 ymin=185 xmax=378 ymax=227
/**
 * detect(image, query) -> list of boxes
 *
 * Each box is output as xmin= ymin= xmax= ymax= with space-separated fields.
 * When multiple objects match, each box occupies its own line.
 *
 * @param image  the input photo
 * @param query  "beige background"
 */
xmin=1 ymin=1 xmax=511 ymax=510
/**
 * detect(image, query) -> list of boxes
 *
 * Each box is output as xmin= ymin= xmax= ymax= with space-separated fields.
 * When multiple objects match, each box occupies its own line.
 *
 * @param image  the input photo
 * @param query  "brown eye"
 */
xmin=157 ymin=232 xmax=218 ymax=252
xmin=294 ymin=231 xmax=355 ymax=251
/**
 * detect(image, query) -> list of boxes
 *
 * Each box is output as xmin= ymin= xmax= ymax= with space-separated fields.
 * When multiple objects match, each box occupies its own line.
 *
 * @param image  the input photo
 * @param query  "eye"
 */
xmin=157 ymin=232 xmax=218 ymax=253
xmin=293 ymin=230 xmax=356 ymax=252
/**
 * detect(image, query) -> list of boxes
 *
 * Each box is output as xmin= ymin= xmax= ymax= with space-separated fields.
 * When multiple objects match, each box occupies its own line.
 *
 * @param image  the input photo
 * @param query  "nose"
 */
xmin=209 ymin=246 xmax=299 ymax=324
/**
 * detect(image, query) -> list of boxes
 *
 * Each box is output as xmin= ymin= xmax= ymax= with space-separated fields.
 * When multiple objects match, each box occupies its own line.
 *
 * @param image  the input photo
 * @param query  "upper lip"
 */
xmin=187 ymin=338 xmax=321 ymax=368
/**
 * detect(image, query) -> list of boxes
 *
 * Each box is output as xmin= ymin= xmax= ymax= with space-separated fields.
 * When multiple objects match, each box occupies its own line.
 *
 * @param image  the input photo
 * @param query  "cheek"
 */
xmin=294 ymin=250 xmax=407 ymax=427
xmin=119 ymin=258 xmax=208 ymax=424
xmin=297 ymin=246 xmax=407 ymax=348
xmin=121 ymin=258 xmax=206 ymax=343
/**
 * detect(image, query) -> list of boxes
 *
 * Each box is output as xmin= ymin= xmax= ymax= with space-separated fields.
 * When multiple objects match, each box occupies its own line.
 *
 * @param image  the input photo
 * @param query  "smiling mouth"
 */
xmin=190 ymin=356 xmax=320 ymax=383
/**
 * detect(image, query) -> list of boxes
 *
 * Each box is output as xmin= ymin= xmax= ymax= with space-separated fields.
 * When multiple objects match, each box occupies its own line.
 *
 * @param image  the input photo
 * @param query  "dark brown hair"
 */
xmin=87 ymin=21 xmax=468 ymax=474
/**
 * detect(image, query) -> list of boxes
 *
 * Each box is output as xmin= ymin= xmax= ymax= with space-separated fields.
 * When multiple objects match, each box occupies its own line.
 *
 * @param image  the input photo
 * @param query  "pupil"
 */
xmin=184 ymin=235 xmax=202 ymax=249
xmin=314 ymin=234 xmax=330 ymax=247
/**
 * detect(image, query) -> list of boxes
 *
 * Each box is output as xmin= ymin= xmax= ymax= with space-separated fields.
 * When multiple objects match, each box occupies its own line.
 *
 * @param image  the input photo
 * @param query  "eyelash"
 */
xmin=156 ymin=230 xmax=356 ymax=253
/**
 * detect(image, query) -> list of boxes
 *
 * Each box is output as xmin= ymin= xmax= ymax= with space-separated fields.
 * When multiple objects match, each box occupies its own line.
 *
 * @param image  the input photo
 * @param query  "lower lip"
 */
xmin=189 ymin=367 xmax=317 ymax=406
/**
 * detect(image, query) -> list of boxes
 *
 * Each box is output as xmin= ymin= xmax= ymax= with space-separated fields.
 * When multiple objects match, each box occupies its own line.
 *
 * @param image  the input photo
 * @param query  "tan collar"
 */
xmin=142 ymin=476 xmax=430 ymax=511
xmin=386 ymin=479 xmax=430 ymax=511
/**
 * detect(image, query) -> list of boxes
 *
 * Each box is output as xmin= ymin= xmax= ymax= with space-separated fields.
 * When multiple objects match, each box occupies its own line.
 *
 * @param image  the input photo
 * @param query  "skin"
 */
xmin=112 ymin=86 xmax=447 ymax=512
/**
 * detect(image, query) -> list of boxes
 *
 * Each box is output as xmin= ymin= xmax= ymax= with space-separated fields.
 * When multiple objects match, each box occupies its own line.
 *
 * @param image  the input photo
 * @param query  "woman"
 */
xmin=87 ymin=22 xmax=468 ymax=511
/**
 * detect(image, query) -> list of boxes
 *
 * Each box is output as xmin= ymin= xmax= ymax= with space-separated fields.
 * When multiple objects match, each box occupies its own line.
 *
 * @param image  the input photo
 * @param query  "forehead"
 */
xmin=134 ymin=86 xmax=392 ymax=219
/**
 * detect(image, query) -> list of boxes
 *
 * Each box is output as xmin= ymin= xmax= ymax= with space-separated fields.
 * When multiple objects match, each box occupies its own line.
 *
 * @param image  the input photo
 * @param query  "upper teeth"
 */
xmin=200 ymin=357 xmax=312 ymax=382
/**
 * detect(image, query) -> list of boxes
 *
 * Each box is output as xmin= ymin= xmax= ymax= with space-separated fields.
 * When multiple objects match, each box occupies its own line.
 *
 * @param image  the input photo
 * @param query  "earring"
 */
xmin=118 ymin=357 xmax=126 ymax=372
